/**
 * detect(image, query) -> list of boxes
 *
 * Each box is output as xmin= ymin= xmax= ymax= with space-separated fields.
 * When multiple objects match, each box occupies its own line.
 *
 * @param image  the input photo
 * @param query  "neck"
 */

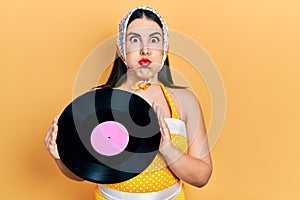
xmin=123 ymin=73 xmax=159 ymax=91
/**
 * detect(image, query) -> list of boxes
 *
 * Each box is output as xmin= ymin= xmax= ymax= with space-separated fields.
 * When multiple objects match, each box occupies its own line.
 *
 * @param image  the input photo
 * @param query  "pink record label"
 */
xmin=90 ymin=121 xmax=129 ymax=156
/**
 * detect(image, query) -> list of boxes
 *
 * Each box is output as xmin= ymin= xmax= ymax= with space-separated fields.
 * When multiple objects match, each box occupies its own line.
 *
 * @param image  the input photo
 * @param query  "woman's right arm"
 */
xmin=44 ymin=115 xmax=84 ymax=181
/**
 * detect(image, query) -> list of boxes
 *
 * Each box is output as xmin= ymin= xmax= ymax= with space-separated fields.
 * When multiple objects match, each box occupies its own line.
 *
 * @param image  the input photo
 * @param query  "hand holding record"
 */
xmin=56 ymin=88 xmax=161 ymax=184
xmin=44 ymin=115 xmax=60 ymax=160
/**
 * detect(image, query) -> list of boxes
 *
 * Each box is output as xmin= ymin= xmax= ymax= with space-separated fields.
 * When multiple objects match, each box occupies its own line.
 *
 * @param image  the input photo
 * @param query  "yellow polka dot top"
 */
xmin=95 ymin=83 xmax=188 ymax=199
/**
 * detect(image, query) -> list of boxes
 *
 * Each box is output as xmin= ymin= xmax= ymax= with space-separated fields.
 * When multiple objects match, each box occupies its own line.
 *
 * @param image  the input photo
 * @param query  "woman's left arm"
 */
xmin=154 ymin=90 xmax=212 ymax=187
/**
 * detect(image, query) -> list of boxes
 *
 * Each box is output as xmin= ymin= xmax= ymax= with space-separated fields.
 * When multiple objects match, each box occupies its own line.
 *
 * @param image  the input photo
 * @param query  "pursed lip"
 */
xmin=138 ymin=58 xmax=152 ymax=67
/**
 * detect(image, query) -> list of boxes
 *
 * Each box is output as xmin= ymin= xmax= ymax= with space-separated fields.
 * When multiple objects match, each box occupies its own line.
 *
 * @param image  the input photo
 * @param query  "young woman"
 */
xmin=45 ymin=6 xmax=212 ymax=200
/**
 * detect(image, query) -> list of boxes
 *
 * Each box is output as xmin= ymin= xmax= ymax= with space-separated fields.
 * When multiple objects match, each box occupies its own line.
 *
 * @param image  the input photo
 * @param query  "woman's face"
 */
xmin=125 ymin=17 xmax=163 ymax=81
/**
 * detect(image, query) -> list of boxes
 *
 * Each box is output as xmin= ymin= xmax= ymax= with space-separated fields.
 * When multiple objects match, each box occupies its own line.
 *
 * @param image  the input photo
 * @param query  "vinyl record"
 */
xmin=56 ymin=88 xmax=161 ymax=184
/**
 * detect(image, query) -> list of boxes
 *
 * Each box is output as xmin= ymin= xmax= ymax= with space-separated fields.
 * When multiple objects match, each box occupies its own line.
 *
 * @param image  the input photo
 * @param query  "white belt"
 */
xmin=98 ymin=182 xmax=182 ymax=200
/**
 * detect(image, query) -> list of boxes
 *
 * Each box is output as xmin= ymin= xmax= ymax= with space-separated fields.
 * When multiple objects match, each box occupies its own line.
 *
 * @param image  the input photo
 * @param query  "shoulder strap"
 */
xmin=159 ymin=83 xmax=180 ymax=119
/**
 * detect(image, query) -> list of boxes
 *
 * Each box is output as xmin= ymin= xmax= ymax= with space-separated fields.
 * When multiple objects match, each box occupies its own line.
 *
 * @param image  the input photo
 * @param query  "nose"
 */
xmin=140 ymin=46 xmax=150 ymax=55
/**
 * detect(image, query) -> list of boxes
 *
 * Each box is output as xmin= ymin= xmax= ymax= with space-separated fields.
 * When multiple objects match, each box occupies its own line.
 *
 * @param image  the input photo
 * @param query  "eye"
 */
xmin=129 ymin=36 xmax=140 ymax=43
xmin=150 ymin=37 xmax=160 ymax=43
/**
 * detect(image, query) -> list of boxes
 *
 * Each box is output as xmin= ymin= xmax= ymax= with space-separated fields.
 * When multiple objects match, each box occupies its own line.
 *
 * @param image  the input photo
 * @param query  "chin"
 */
xmin=137 ymin=75 xmax=153 ymax=81
xmin=136 ymin=70 xmax=156 ymax=80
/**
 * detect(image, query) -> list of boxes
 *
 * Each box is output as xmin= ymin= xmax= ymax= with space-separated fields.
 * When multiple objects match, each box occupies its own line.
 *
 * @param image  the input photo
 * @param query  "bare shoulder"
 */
xmin=168 ymin=87 xmax=199 ymax=105
xmin=167 ymin=87 xmax=201 ymax=120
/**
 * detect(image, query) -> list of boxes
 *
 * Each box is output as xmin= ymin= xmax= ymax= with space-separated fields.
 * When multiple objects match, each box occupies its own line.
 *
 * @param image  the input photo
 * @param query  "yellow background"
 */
xmin=1 ymin=0 xmax=300 ymax=199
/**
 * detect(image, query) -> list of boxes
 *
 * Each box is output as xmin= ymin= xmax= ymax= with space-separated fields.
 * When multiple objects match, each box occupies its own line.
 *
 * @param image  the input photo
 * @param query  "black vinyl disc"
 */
xmin=56 ymin=88 xmax=161 ymax=184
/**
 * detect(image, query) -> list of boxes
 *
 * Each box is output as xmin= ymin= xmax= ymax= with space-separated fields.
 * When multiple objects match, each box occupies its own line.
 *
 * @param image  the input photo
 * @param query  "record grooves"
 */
xmin=56 ymin=88 xmax=161 ymax=184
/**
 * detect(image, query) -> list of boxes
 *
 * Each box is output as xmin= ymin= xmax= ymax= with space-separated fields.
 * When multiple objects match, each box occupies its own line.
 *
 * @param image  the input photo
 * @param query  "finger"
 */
xmin=46 ymin=137 xmax=52 ymax=150
xmin=53 ymin=115 xmax=59 ymax=124
xmin=45 ymin=121 xmax=54 ymax=138
xmin=46 ymin=128 xmax=57 ymax=145
xmin=46 ymin=115 xmax=59 ymax=134
xmin=51 ymin=115 xmax=59 ymax=126
xmin=48 ymin=125 xmax=55 ymax=135
xmin=46 ymin=132 xmax=54 ymax=146
xmin=52 ymin=130 xmax=57 ymax=139
xmin=159 ymin=114 xmax=166 ymax=127
xmin=153 ymin=102 xmax=165 ymax=116
xmin=156 ymin=107 xmax=164 ymax=122
xmin=45 ymin=119 xmax=56 ymax=140
xmin=153 ymin=103 xmax=163 ymax=127
xmin=158 ymin=105 xmax=167 ymax=119
xmin=50 ymin=131 xmax=57 ymax=142
xmin=160 ymin=129 xmax=169 ymax=141
xmin=158 ymin=114 xmax=163 ymax=127
xmin=52 ymin=124 xmax=58 ymax=134
xmin=49 ymin=116 xmax=59 ymax=133
xmin=156 ymin=103 xmax=162 ymax=115
xmin=159 ymin=117 xmax=167 ymax=137
xmin=152 ymin=102 xmax=159 ymax=114
xmin=50 ymin=138 xmax=56 ymax=146
xmin=44 ymin=129 xmax=52 ymax=145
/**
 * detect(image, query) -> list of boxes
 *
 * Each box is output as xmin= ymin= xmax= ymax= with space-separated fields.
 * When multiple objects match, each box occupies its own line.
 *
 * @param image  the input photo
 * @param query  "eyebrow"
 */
xmin=127 ymin=31 xmax=162 ymax=37
xmin=149 ymin=32 xmax=162 ymax=37
xmin=127 ymin=32 xmax=141 ymax=37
